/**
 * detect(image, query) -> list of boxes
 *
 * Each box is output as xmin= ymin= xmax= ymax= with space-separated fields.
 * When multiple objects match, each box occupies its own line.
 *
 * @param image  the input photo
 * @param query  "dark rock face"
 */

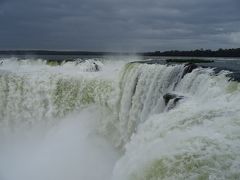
xmin=226 ymin=72 xmax=240 ymax=82
xmin=93 ymin=62 xmax=100 ymax=71
xmin=163 ymin=93 xmax=184 ymax=110
xmin=163 ymin=93 xmax=176 ymax=105
xmin=182 ymin=63 xmax=198 ymax=78
xmin=163 ymin=93 xmax=184 ymax=105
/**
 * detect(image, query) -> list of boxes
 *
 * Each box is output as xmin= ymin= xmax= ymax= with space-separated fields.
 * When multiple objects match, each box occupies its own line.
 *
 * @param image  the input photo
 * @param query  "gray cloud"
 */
xmin=0 ymin=0 xmax=240 ymax=51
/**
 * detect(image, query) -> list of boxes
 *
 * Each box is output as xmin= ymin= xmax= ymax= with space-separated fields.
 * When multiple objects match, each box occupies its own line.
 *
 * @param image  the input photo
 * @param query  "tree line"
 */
xmin=0 ymin=48 xmax=240 ymax=57
xmin=142 ymin=48 xmax=240 ymax=57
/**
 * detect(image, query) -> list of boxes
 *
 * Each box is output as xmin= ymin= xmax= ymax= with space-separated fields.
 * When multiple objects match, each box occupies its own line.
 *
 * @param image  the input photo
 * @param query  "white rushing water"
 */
xmin=0 ymin=57 xmax=240 ymax=180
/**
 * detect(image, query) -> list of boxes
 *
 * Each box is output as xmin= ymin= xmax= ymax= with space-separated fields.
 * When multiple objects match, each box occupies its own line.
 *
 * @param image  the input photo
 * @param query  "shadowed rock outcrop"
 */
xmin=182 ymin=63 xmax=198 ymax=78
xmin=226 ymin=72 xmax=240 ymax=82
xmin=163 ymin=93 xmax=184 ymax=110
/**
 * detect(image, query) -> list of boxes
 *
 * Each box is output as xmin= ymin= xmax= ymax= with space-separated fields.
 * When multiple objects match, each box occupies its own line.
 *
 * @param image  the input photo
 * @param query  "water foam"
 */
xmin=112 ymin=63 xmax=240 ymax=180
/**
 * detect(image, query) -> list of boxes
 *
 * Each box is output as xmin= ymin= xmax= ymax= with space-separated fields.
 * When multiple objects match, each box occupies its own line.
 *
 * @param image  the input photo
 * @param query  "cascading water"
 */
xmin=0 ymin=59 xmax=112 ymax=136
xmin=1 ymin=57 xmax=240 ymax=180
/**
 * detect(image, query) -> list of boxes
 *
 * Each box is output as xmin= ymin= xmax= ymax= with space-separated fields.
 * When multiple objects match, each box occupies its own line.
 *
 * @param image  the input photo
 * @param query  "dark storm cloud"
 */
xmin=0 ymin=0 xmax=240 ymax=51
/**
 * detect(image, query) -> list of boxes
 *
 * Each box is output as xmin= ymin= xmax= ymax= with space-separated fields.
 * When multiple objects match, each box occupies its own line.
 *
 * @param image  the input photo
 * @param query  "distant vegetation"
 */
xmin=0 ymin=48 xmax=240 ymax=57
xmin=142 ymin=48 xmax=240 ymax=57
xmin=166 ymin=59 xmax=214 ymax=63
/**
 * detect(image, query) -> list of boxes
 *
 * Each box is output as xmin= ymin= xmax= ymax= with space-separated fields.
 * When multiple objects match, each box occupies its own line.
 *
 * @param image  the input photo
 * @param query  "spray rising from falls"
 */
xmin=1 ymin=57 xmax=240 ymax=180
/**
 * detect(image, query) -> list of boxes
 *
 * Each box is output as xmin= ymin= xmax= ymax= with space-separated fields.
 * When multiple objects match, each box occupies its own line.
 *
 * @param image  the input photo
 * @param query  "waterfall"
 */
xmin=1 ymin=57 xmax=240 ymax=180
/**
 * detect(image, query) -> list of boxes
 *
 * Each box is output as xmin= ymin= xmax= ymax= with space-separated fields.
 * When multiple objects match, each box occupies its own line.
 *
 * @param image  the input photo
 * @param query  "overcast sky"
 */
xmin=0 ymin=0 xmax=240 ymax=51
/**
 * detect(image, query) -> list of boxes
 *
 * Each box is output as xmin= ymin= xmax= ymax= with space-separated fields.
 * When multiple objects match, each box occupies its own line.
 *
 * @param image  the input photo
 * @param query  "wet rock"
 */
xmin=163 ymin=93 xmax=184 ymax=110
xmin=93 ymin=62 xmax=99 ymax=71
xmin=182 ymin=63 xmax=198 ymax=78
xmin=226 ymin=72 xmax=240 ymax=82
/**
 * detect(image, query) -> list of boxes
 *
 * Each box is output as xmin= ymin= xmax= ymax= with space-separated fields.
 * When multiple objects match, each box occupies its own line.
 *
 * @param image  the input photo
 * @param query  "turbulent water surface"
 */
xmin=1 ymin=56 xmax=240 ymax=180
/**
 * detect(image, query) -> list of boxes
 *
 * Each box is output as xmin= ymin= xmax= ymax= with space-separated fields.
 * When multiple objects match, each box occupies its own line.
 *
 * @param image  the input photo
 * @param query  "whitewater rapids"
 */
xmin=0 ymin=57 xmax=240 ymax=180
